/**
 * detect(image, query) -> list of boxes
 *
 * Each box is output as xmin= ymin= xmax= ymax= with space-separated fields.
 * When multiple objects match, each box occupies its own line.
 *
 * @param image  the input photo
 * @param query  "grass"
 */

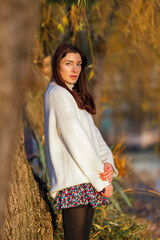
xmin=52 ymin=201 xmax=150 ymax=240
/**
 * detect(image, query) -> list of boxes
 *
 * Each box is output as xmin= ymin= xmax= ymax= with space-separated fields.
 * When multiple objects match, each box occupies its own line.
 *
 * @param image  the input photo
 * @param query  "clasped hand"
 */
xmin=99 ymin=163 xmax=113 ymax=198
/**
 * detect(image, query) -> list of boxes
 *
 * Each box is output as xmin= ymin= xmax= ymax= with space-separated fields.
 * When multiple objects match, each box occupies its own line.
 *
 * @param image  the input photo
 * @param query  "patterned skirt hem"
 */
xmin=56 ymin=183 xmax=111 ymax=210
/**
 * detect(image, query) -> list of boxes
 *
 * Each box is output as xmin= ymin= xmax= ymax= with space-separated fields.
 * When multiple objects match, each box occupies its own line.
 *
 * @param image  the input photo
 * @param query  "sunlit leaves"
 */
xmin=46 ymin=0 xmax=99 ymax=6
xmin=88 ymin=64 xmax=94 ymax=80
xmin=40 ymin=1 xmax=93 ymax=55
xmin=90 ymin=206 xmax=148 ymax=239
xmin=57 ymin=23 xmax=64 ymax=33
xmin=62 ymin=15 xmax=69 ymax=27
xmin=47 ymin=0 xmax=79 ymax=4
xmin=122 ymin=0 xmax=160 ymax=47
xmin=111 ymin=132 xmax=129 ymax=178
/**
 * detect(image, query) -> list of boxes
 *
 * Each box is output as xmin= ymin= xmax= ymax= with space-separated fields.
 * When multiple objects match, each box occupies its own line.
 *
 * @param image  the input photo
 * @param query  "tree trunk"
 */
xmin=0 ymin=119 xmax=54 ymax=239
xmin=0 ymin=0 xmax=54 ymax=238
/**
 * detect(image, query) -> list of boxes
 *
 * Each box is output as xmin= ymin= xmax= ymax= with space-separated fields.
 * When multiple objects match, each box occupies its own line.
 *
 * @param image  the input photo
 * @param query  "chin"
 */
xmin=69 ymin=80 xmax=78 ymax=84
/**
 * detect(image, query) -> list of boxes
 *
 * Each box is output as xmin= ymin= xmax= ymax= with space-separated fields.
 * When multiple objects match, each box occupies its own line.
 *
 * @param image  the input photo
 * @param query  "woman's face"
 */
xmin=59 ymin=52 xmax=82 ymax=85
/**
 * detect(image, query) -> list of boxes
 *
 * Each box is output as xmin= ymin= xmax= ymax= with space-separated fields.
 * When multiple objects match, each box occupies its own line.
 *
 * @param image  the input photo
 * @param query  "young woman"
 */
xmin=44 ymin=43 xmax=118 ymax=240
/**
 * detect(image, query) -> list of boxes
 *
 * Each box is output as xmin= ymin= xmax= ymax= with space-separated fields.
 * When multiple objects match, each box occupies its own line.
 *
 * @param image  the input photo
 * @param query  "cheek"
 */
xmin=60 ymin=65 xmax=68 ymax=77
xmin=78 ymin=67 xmax=82 ymax=75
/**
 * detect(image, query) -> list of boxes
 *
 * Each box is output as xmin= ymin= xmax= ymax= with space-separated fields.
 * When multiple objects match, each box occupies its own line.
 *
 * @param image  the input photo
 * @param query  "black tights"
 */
xmin=62 ymin=204 xmax=95 ymax=240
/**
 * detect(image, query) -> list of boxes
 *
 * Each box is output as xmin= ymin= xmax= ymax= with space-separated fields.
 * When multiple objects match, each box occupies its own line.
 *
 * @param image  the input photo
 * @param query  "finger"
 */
xmin=104 ymin=187 xmax=113 ymax=194
xmin=99 ymin=172 xmax=113 ymax=179
xmin=100 ymin=176 xmax=112 ymax=182
xmin=99 ymin=173 xmax=113 ymax=178
xmin=99 ymin=172 xmax=113 ymax=177
xmin=107 ymin=184 xmax=113 ymax=190
xmin=102 ymin=192 xmax=112 ymax=198
xmin=99 ymin=177 xmax=112 ymax=182
xmin=104 ymin=169 xmax=113 ymax=174
xmin=101 ymin=187 xmax=113 ymax=197
xmin=100 ymin=171 xmax=111 ymax=175
xmin=107 ymin=188 xmax=113 ymax=193
xmin=108 ymin=178 xmax=113 ymax=183
xmin=102 ymin=169 xmax=113 ymax=176
xmin=99 ymin=175 xmax=113 ymax=182
xmin=105 ymin=190 xmax=113 ymax=197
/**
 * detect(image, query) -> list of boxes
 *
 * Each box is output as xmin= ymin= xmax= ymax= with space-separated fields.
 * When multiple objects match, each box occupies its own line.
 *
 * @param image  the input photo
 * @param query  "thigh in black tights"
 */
xmin=62 ymin=204 xmax=95 ymax=240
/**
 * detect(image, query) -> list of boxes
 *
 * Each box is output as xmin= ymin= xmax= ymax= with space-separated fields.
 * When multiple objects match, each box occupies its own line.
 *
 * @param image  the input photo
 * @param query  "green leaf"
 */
xmin=57 ymin=24 xmax=64 ymax=33
xmin=113 ymin=181 xmax=133 ymax=208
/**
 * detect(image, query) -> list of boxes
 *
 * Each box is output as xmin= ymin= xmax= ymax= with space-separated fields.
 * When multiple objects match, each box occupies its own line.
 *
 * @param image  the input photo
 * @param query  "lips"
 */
xmin=70 ymin=75 xmax=77 ymax=79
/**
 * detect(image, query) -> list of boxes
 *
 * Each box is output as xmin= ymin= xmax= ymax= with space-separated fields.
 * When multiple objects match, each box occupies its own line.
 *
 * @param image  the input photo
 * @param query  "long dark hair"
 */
xmin=51 ymin=43 xmax=96 ymax=115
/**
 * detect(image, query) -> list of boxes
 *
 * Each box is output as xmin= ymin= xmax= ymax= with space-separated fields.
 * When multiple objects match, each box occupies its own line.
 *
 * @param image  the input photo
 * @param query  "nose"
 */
xmin=72 ymin=65 xmax=78 ymax=72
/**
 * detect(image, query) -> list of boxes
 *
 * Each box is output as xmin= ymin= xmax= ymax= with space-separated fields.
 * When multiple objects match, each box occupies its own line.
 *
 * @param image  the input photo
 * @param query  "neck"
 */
xmin=51 ymin=78 xmax=74 ymax=90
xmin=65 ymin=82 xmax=74 ymax=90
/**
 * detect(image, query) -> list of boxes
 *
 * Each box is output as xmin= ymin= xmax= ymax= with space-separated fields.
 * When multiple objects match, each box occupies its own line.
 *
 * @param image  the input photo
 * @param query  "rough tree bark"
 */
xmin=0 ymin=0 xmax=54 ymax=238
xmin=0 ymin=119 xmax=54 ymax=239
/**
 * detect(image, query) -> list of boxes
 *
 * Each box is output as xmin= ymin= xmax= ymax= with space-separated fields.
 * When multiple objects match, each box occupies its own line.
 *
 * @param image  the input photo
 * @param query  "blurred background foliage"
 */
xmin=36 ymin=0 xmax=160 ymax=139
xmin=24 ymin=0 xmax=160 ymax=238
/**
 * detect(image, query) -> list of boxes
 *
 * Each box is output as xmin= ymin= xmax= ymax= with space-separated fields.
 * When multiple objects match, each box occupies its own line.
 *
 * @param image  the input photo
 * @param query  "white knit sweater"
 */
xmin=44 ymin=79 xmax=118 ymax=198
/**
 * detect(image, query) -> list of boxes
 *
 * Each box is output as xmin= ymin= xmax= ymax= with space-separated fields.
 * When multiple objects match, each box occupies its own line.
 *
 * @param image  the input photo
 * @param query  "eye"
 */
xmin=66 ymin=62 xmax=71 ymax=65
xmin=77 ymin=63 xmax=82 ymax=67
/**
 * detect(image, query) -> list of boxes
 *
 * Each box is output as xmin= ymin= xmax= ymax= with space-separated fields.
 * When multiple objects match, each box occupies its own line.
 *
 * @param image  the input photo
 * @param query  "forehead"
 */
xmin=61 ymin=52 xmax=82 ymax=62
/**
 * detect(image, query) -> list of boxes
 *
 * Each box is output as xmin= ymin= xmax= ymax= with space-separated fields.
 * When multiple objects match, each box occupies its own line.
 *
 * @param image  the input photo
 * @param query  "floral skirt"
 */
xmin=56 ymin=183 xmax=110 ymax=209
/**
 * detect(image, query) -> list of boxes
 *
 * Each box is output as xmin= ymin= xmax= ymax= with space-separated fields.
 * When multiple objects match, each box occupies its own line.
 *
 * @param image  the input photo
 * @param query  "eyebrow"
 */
xmin=64 ymin=60 xmax=82 ymax=63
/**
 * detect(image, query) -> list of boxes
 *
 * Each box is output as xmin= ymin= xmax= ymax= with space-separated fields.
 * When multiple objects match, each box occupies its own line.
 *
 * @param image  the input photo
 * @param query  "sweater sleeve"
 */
xmin=94 ymin=124 xmax=118 ymax=177
xmin=49 ymin=87 xmax=108 ymax=191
